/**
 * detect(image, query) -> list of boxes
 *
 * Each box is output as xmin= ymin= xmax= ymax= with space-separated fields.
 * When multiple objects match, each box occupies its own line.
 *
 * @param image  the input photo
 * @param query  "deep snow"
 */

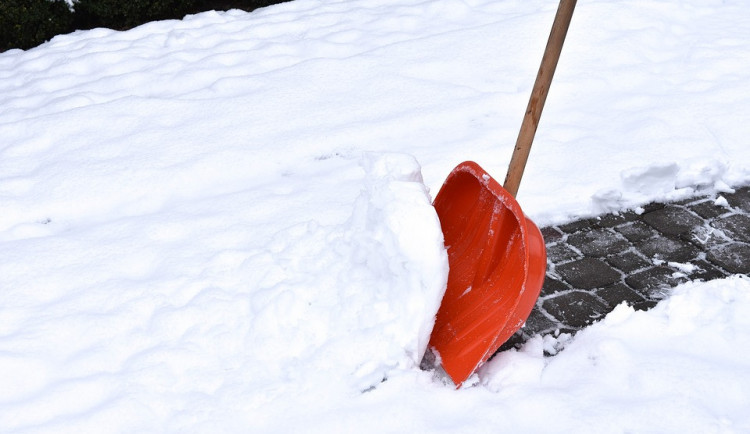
xmin=1 ymin=0 xmax=749 ymax=432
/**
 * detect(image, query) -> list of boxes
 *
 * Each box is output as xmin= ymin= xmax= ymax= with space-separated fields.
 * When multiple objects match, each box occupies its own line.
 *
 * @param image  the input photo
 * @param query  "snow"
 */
xmin=1 ymin=0 xmax=749 ymax=432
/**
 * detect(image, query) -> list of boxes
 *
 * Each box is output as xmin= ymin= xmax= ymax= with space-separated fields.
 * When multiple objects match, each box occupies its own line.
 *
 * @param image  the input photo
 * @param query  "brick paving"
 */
xmin=501 ymin=185 xmax=750 ymax=350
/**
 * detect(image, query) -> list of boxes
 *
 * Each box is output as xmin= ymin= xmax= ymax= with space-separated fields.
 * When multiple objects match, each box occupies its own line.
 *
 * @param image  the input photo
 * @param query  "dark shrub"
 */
xmin=73 ymin=0 xmax=200 ymax=30
xmin=0 ymin=0 xmax=74 ymax=51
xmin=1 ymin=0 xmax=295 ymax=52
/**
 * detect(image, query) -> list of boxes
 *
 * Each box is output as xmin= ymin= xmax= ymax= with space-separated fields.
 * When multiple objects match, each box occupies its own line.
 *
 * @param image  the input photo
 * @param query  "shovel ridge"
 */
xmin=429 ymin=161 xmax=546 ymax=386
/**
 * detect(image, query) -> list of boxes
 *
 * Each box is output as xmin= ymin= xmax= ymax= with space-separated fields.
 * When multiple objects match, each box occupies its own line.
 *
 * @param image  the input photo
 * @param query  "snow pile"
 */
xmin=3 ymin=0 xmax=749 ymax=226
xmin=267 ymin=276 xmax=750 ymax=433
xmin=0 ymin=151 xmax=447 ymax=432
xmin=481 ymin=275 xmax=750 ymax=433
xmin=245 ymin=152 xmax=448 ymax=393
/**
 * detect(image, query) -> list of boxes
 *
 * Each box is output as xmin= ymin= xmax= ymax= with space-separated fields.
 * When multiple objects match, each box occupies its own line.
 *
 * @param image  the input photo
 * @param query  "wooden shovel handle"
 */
xmin=504 ymin=0 xmax=577 ymax=198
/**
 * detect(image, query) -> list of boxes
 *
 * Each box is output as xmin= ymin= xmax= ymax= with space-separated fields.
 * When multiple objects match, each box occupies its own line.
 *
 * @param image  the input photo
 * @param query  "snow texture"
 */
xmin=1 ymin=0 xmax=750 ymax=432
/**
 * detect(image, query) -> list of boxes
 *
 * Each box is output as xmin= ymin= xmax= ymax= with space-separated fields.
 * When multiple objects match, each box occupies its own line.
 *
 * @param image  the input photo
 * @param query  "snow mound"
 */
xmin=0 ymin=151 xmax=448 ymax=431
xmin=475 ymin=275 xmax=750 ymax=432
xmin=248 ymin=152 xmax=447 ymax=392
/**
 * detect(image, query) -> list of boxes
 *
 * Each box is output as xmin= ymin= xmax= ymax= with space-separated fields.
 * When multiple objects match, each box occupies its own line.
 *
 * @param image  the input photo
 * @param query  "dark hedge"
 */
xmin=1 ymin=0 xmax=291 ymax=52
xmin=1 ymin=0 xmax=74 ymax=51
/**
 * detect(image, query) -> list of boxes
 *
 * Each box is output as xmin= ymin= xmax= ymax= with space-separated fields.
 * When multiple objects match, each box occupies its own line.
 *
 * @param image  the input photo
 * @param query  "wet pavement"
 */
xmin=502 ymin=184 xmax=750 ymax=350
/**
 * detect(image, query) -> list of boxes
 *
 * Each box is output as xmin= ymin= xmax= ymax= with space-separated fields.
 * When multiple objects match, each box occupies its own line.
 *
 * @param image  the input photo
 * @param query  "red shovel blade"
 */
xmin=429 ymin=161 xmax=547 ymax=386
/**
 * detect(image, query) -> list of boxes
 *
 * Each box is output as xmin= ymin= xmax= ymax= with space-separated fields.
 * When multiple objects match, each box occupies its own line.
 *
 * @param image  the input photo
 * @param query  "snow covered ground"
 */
xmin=1 ymin=0 xmax=749 ymax=432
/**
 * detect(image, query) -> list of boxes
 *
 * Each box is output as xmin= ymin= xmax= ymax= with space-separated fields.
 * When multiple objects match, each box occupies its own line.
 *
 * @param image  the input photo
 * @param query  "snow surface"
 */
xmin=1 ymin=0 xmax=749 ymax=432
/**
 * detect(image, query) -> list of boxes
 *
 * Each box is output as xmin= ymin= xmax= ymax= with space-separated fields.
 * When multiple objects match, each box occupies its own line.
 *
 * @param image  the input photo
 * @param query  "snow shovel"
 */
xmin=428 ymin=0 xmax=576 ymax=386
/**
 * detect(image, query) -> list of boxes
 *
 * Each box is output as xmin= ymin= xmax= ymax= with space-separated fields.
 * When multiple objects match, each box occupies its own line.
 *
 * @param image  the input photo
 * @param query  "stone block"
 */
xmin=542 ymin=291 xmax=609 ymax=328
xmin=632 ymin=299 xmax=659 ymax=311
xmin=725 ymin=186 xmax=750 ymax=213
xmin=625 ymin=266 xmax=689 ymax=297
xmin=596 ymin=283 xmax=646 ymax=308
xmin=636 ymin=233 xmax=699 ymax=263
xmin=605 ymin=250 xmax=652 ymax=274
xmin=688 ymin=259 xmax=729 ymax=281
xmin=556 ymin=257 xmax=622 ymax=290
xmin=615 ymin=221 xmax=658 ymax=242
xmin=558 ymin=219 xmax=596 ymax=234
xmin=689 ymin=224 xmax=733 ymax=249
xmin=522 ymin=308 xmax=559 ymax=335
xmin=541 ymin=275 xmax=570 ymax=297
xmin=567 ymin=228 xmax=630 ymax=257
xmin=547 ymin=242 xmax=580 ymax=263
xmin=541 ymin=226 xmax=564 ymax=243
xmin=641 ymin=202 xmax=666 ymax=213
xmin=688 ymin=199 xmax=730 ymax=219
xmin=707 ymin=244 xmax=750 ymax=274
xmin=642 ymin=205 xmax=703 ymax=236
xmin=595 ymin=211 xmax=640 ymax=228
xmin=711 ymin=214 xmax=750 ymax=243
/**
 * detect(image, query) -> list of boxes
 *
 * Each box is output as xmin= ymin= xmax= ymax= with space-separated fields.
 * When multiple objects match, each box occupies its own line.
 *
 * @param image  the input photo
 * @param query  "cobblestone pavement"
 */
xmin=501 ymin=184 xmax=750 ymax=351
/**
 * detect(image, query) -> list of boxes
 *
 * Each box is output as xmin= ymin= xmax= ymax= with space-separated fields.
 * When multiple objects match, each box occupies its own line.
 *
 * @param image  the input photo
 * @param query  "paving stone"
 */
xmin=542 ymin=291 xmax=609 ymax=328
xmin=555 ymin=257 xmax=621 ymax=290
xmin=567 ymin=228 xmax=630 ymax=257
xmin=689 ymin=224 xmax=732 ymax=249
xmin=595 ymin=283 xmax=646 ymax=308
xmin=641 ymin=202 xmax=666 ymax=213
xmin=636 ymin=233 xmax=699 ymax=263
xmin=725 ymin=186 xmax=750 ymax=213
xmin=710 ymin=214 xmax=750 ymax=243
xmin=558 ymin=219 xmax=596 ymax=234
xmin=522 ymin=308 xmax=559 ymax=334
xmin=615 ymin=221 xmax=658 ymax=242
xmin=688 ymin=199 xmax=730 ymax=219
xmin=686 ymin=259 xmax=729 ymax=281
xmin=547 ymin=242 xmax=580 ymax=263
xmin=541 ymin=226 xmax=564 ymax=243
xmin=642 ymin=205 xmax=703 ymax=236
xmin=632 ymin=299 xmax=659 ymax=311
xmin=541 ymin=275 xmax=570 ymax=297
xmin=605 ymin=250 xmax=652 ymax=274
xmin=499 ymin=308 xmax=567 ymax=352
xmin=706 ymin=243 xmax=750 ymax=274
xmin=625 ymin=266 xmax=689 ymax=298
xmin=595 ymin=211 xmax=640 ymax=228
xmin=508 ymin=184 xmax=749 ymax=354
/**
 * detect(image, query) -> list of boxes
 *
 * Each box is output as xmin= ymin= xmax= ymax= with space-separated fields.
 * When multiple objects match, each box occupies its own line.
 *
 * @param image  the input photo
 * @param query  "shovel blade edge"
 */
xmin=429 ymin=161 xmax=547 ymax=386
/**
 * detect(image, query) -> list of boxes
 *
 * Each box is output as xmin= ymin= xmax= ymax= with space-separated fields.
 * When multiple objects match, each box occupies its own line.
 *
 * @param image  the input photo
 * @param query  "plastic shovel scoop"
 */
xmin=427 ymin=0 xmax=577 ymax=386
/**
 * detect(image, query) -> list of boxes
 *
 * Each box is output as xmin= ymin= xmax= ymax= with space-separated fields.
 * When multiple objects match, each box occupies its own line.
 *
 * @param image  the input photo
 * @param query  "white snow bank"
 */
xmin=0 ymin=152 xmax=448 ymax=432
xmin=245 ymin=152 xmax=448 ymax=393
xmin=365 ymin=276 xmax=750 ymax=433
xmin=3 ymin=0 xmax=749 ymax=227
xmin=236 ymin=276 xmax=750 ymax=433
xmin=479 ymin=275 xmax=750 ymax=433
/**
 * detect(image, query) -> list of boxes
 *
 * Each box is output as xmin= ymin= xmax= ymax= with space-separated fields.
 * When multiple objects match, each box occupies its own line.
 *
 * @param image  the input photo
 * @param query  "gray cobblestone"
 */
xmin=567 ymin=229 xmax=630 ymax=257
xmin=501 ymin=184 xmax=750 ymax=352
xmin=726 ymin=186 xmax=750 ymax=212
xmin=556 ymin=257 xmax=622 ymax=290
xmin=615 ymin=221 xmax=657 ymax=242
xmin=542 ymin=291 xmax=609 ymax=328
xmin=707 ymin=244 xmax=750 ymax=274
xmin=642 ymin=205 xmax=703 ymax=236
xmin=711 ymin=214 xmax=750 ymax=243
